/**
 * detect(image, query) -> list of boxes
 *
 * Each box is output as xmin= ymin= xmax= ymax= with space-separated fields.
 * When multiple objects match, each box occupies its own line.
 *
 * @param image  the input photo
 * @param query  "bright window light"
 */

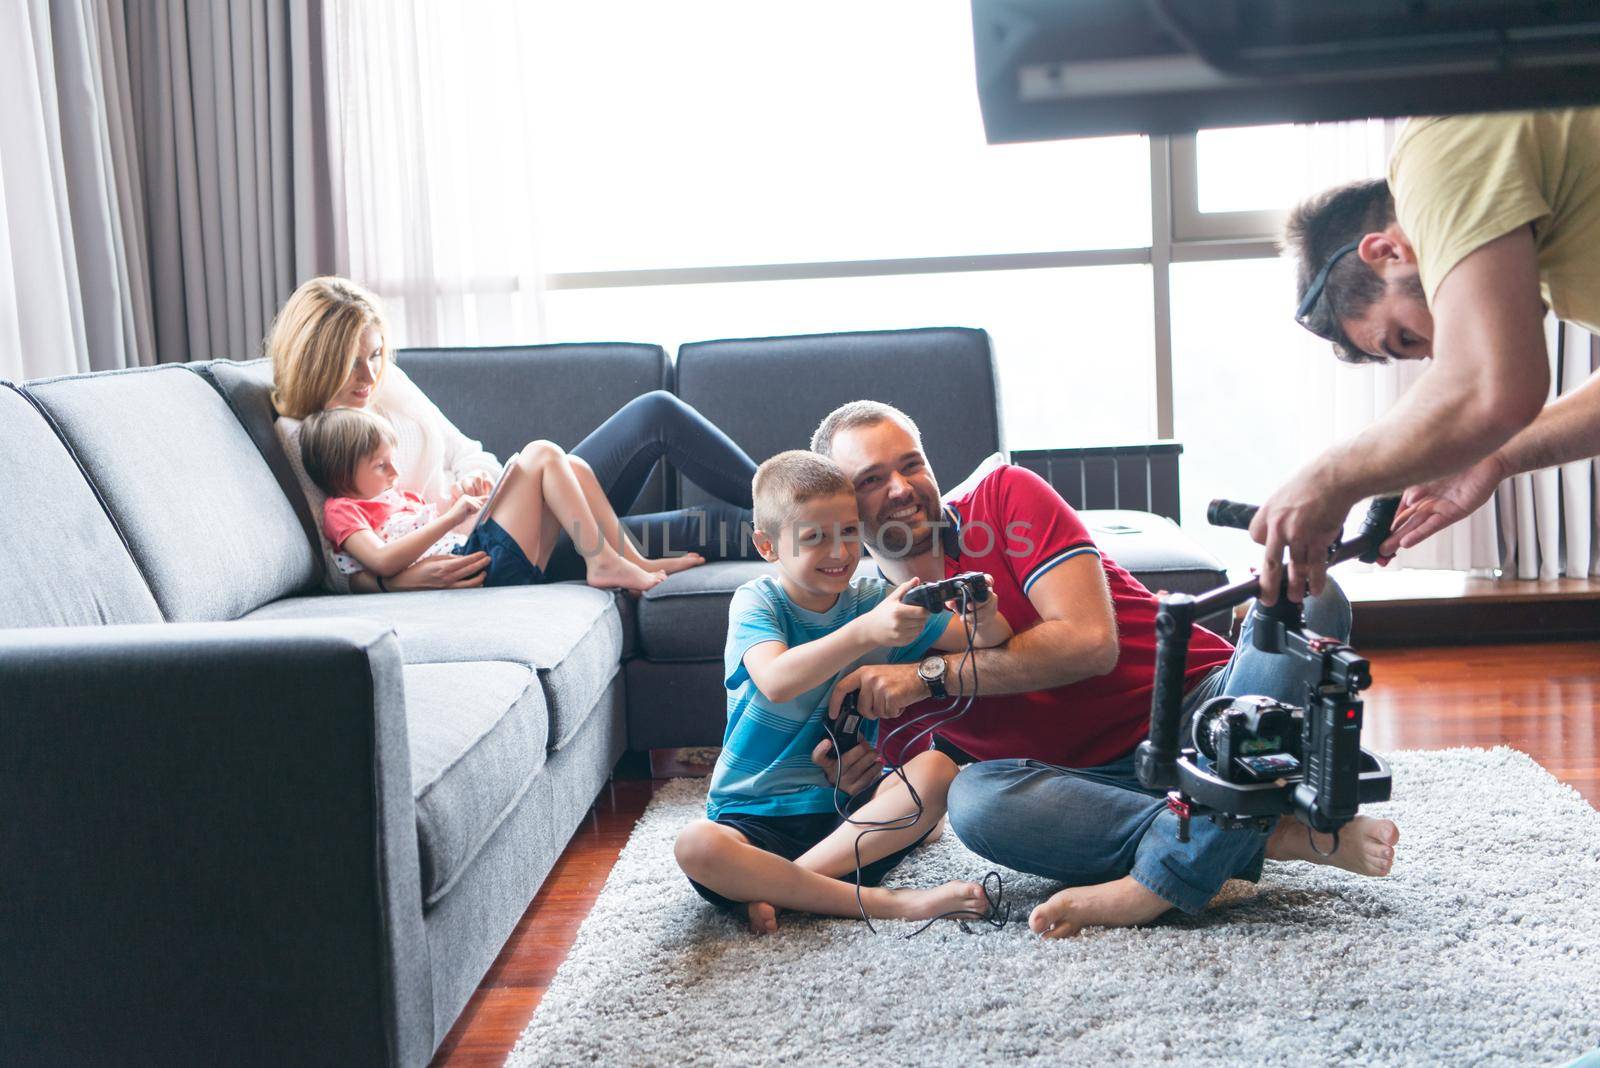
xmin=1197 ymin=121 xmax=1391 ymax=215
xmin=527 ymin=1 xmax=1150 ymax=273
xmin=544 ymin=265 xmax=1156 ymax=449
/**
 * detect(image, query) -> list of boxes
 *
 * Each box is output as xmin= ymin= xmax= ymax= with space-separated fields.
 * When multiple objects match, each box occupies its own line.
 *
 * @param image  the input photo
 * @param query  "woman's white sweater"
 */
xmin=371 ymin=364 xmax=502 ymax=506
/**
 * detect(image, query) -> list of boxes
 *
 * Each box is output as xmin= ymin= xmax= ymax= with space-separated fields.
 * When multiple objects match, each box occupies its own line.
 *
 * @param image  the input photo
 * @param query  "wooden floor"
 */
xmin=428 ymin=640 xmax=1600 ymax=1067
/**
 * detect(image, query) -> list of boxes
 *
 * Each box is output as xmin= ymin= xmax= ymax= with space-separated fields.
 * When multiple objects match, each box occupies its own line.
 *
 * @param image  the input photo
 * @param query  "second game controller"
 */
xmin=822 ymin=690 xmax=863 ymax=755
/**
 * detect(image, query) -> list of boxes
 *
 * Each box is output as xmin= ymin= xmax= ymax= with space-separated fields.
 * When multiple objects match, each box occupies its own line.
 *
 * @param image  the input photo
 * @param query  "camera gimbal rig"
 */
xmin=1133 ymin=496 xmax=1400 ymax=843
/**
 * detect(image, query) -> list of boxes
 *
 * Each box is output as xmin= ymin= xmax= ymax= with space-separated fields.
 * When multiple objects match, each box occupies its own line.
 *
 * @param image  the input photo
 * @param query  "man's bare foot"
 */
xmin=871 ymin=880 xmax=990 ymax=922
xmin=746 ymin=901 xmax=778 ymax=935
xmin=585 ymin=555 xmax=667 ymax=593
xmin=1028 ymin=876 xmax=1170 ymax=939
xmin=643 ymin=552 xmax=704 ymax=576
xmin=1266 ymin=814 xmax=1399 ymax=876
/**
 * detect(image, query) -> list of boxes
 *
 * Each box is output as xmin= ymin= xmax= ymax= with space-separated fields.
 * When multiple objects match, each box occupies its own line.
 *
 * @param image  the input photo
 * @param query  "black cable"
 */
xmin=823 ymin=585 xmax=1007 ymax=933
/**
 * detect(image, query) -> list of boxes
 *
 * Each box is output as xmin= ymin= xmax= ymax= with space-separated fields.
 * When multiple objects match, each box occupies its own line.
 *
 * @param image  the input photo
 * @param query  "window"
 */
xmin=528 ymin=1 xmax=1150 ymax=274
xmin=543 ymin=264 xmax=1155 ymax=450
xmin=1170 ymin=120 xmax=1392 ymax=242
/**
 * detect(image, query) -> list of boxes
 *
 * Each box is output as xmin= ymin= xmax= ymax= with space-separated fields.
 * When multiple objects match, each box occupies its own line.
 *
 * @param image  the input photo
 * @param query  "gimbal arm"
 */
xmin=1134 ymin=496 xmax=1400 ymax=791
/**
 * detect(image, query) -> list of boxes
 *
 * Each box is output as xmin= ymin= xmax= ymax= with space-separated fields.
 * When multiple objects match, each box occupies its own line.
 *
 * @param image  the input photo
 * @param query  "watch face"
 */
xmin=919 ymin=656 xmax=943 ymax=681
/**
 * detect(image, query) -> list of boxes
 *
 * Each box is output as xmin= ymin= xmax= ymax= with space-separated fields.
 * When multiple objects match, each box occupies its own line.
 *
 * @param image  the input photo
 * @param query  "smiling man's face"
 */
xmin=826 ymin=417 xmax=943 ymax=560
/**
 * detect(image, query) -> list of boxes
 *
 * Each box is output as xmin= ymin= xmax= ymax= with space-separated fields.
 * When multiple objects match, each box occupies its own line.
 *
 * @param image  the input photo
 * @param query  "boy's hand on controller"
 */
xmin=830 ymin=664 xmax=928 ymax=721
xmin=810 ymin=736 xmax=882 ymax=795
xmin=947 ymin=573 xmax=997 ymax=619
xmin=858 ymin=578 xmax=930 ymax=647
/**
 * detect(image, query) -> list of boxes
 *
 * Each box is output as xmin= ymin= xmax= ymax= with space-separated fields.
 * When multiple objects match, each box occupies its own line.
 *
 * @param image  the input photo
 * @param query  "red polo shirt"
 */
xmin=883 ymin=464 xmax=1233 ymax=769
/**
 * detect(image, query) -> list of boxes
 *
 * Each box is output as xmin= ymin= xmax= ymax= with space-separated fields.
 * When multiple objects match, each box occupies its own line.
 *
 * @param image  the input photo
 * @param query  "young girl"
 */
xmin=301 ymin=406 xmax=662 ymax=592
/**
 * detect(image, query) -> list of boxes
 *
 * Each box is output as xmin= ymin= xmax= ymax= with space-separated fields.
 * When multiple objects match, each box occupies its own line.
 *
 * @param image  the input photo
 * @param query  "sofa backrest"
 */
xmin=673 ymin=328 xmax=1004 ymax=506
xmin=196 ymin=358 xmax=326 ymax=582
xmin=0 ymin=385 xmax=163 ymax=629
xmin=22 ymin=366 xmax=317 ymax=623
xmin=398 ymin=343 xmax=674 ymax=513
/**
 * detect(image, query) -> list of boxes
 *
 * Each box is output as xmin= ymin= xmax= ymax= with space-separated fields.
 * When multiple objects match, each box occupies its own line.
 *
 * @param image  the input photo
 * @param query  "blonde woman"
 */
xmin=269 ymin=276 xmax=758 ymax=593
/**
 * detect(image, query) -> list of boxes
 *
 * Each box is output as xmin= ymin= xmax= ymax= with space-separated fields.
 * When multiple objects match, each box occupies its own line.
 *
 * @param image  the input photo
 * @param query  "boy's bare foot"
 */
xmin=1028 ymin=876 xmax=1170 ymax=939
xmin=645 ymin=552 xmax=704 ymax=576
xmin=586 ymin=555 xmax=667 ymax=593
xmin=746 ymin=901 xmax=778 ymax=935
xmin=874 ymin=880 xmax=990 ymax=922
xmin=1266 ymin=814 xmax=1399 ymax=876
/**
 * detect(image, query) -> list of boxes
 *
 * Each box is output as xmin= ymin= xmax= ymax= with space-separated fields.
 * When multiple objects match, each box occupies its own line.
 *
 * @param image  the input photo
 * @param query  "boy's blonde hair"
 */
xmin=268 ymin=276 xmax=392 ymax=419
xmin=300 ymin=407 xmax=398 ymax=499
xmin=752 ymin=450 xmax=855 ymax=537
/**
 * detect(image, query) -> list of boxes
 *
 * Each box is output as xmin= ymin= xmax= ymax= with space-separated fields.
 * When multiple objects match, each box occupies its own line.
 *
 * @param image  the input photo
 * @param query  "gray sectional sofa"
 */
xmin=0 ymin=327 xmax=1226 ymax=1066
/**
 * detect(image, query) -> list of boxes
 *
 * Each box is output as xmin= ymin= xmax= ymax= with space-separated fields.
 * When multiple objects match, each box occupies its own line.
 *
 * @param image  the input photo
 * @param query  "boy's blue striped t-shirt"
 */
xmin=708 ymin=574 xmax=950 ymax=821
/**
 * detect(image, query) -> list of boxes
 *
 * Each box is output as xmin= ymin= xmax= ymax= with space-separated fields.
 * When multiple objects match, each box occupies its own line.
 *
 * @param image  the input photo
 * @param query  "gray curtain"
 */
xmin=127 ymin=0 xmax=341 ymax=364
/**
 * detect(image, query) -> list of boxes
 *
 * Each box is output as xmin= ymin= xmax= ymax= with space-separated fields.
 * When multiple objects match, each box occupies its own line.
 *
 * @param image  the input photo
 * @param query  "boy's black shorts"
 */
xmin=687 ymin=792 xmax=933 ymax=913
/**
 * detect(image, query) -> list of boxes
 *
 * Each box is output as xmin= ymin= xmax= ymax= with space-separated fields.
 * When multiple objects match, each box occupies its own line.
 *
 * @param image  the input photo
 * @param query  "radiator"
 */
xmin=1010 ymin=443 xmax=1183 ymax=523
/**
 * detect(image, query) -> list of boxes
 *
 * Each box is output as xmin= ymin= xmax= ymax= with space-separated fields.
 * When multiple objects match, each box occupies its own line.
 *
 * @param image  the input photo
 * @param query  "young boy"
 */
xmin=674 ymin=450 xmax=1012 ymax=933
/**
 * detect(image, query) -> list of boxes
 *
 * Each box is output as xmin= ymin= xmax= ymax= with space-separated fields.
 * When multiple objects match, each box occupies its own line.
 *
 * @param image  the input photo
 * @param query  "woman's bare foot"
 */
xmin=585 ymin=554 xmax=667 ymax=593
xmin=1266 ymin=814 xmax=1399 ymax=876
xmin=870 ymin=880 xmax=990 ymax=922
xmin=746 ymin=901 xmax=778 ymax=935
xmin=643 ymin=552 xmax=704 ymax=576
xmin=1028 ymin=876 xmax=1171 ymax=939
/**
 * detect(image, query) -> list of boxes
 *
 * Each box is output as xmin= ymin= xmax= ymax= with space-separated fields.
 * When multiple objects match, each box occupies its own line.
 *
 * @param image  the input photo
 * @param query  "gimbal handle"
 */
xmin=1134 ymin=495 xmax=1400 ymax=791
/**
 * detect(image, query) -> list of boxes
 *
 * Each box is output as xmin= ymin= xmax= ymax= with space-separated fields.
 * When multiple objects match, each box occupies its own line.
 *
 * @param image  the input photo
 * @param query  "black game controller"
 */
xmin=901 ymin=570 xmax=990 ymax=612
xmin=821 ymin=691 xmax=863 ymax=755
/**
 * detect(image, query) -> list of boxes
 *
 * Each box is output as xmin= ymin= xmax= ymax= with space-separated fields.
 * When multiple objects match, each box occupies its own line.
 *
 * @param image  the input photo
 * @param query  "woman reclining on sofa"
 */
xmin=269 ymin=275 xmax=758 ymax=592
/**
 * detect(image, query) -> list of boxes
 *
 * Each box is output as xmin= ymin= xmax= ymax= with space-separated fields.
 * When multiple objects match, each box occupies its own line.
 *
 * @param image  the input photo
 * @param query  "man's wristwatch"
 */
xmin=917 ymin=655 xmax=949 ymax=700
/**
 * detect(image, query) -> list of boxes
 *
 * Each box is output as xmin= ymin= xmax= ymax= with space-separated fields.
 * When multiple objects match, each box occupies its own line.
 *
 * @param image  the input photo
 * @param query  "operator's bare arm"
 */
xmin=1319 ymin=227 xmax=1549 ymax=492
xmin=941 ymin=553 xmax=1118 ymax=699
xmin=1254 ymin=227 xmax=1551 ymax=601
xmin=1492 ymin=367 xmax=1600 ymax=473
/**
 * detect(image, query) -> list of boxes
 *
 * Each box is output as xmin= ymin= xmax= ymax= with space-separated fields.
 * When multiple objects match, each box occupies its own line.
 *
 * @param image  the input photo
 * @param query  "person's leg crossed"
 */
xmin=947 ymin=759 xmax=1163 ymax=887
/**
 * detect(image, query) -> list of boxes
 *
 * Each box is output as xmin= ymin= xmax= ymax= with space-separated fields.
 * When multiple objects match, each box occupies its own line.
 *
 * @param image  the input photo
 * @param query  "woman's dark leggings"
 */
xmin=541 ymin=391 xmax=760 ymax=580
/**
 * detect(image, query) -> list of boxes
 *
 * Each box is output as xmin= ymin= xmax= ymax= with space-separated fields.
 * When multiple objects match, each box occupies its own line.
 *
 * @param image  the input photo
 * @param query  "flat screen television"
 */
xmin=974 ymin=0 xmax=1600 ymax=142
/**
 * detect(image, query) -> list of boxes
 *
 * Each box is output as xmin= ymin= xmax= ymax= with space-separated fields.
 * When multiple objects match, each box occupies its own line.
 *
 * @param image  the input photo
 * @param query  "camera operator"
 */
xmin=1256 ymin=108 xmax=1600 ymax=602
xmin=807 ymin=401 xmax=1399 ymax=937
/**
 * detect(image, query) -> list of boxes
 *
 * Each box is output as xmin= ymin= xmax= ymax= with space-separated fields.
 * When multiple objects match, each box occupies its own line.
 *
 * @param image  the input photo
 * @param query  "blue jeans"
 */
xmin=543 ymin=391 xmax=760 ymax=579
xmin=946 ymin=580 xmax=1353 ymax=914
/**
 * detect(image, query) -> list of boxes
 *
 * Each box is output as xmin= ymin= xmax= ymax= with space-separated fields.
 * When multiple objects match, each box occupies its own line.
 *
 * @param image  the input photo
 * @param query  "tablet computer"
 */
xmin=472 ymin=452 xmax=519 ymax=533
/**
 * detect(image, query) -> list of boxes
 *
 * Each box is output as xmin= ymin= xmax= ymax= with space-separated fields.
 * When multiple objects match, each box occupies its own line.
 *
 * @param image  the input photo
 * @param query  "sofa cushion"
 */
xmin=195 ymin=359 xmax=330 ymax=587
xmin=635 ymin=558 xmax=881 ymax=662
xmin=673 ymin=328 xmax=1003 ymax=507
xmin=1078 ymin=509 xmax=1227 ymax=594
xmin=0 ymin=385 xmax=162 ymax=628
xmin=23 ymin=366 xmax=318 ymax=622
xmin=245 ymin=584 xmax=623 ymax=750
xmin=403 ymin=660 xmax=548 ymax=906
xmin=397 ymin=344 xmax=674 ymax=515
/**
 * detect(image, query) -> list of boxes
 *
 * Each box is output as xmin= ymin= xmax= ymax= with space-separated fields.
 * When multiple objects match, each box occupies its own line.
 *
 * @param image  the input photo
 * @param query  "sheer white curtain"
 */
xmin=0 ymin=0 xmax=155 ymax=380
xmin=1495 ymin=320 xmax=1598 ymax=579
xmin=323 ymin=0 xmax=546 ymax=348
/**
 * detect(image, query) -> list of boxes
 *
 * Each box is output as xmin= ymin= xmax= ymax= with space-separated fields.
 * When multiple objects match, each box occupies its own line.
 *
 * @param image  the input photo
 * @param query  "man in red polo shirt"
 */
xmin=810 ymin=401 xmax=1400 ymax=936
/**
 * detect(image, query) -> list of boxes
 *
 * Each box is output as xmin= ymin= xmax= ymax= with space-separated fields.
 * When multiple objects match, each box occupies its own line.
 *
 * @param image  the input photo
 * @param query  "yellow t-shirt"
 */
xmin=1388 ymin=108 xmax=1600 ymax=334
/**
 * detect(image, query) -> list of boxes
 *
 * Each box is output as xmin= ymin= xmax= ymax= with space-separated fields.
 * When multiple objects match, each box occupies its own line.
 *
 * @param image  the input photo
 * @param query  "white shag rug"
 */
xmin=508 ymin=749 xmax=1600 ymax=1067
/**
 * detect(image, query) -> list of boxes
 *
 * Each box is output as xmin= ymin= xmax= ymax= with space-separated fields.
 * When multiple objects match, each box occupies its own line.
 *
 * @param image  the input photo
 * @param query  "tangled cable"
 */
xmin=820 ymin=584 xmax=1012 ymax=935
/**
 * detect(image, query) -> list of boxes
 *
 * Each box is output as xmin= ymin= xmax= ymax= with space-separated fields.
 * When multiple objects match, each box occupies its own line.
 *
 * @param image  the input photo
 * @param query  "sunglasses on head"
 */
xmin=1294 ymin=239 xmax=1362 ymax=338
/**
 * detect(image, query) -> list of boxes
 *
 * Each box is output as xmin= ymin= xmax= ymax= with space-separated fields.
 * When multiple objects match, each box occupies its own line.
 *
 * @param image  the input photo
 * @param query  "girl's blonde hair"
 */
xmin=300 ymin=407 xmax=399 ymax=499
xmin=268 ymin=276 xmax=392 ymax=419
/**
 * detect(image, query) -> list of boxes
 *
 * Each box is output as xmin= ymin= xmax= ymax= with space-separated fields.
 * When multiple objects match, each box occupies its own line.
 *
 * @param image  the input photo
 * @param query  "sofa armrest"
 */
xmin=0 ymin=620 xmax=432 ymax=1068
